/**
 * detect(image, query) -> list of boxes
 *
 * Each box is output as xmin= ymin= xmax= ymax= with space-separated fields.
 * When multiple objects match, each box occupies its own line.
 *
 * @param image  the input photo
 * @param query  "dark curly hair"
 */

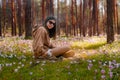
xmin=44 ymin=16 xmax=56 ymax=38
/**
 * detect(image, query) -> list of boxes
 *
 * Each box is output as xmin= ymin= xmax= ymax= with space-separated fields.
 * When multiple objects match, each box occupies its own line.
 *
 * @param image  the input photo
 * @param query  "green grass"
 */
xmin=0 ymin=53 xmax=120 ymax=80
xmin=0 ymin=37 xmax=120 ymax=80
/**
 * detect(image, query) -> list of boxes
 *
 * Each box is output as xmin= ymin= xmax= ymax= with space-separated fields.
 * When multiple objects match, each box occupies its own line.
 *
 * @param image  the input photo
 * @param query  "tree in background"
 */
xmin=0 ymin=2 xmax=1 ymax=37
xmin=57 ymin=0 xmax=60 ymax=36
xmin=65 ymin=0 xmax=68 ymax=37
xmin=82 ymin=0 xmax=87 ymax=37
xmin=46 ymin=0 xmax=54 ymax=16
xmin=24 ymin=0 xmax=32 ymax=39
xmin=88 ymin=0 xmax=93 ymax=36
xmin=11 ymin=0 xmax=17 ymax=36
xmin=17 ymin=0 xmax=22 ymax=36
xmin=79 ymin=0 xmax=83 ymax=36
xmin=92 ymin=0 xmax=99 ymax=36
xmin=106 ymin=0 xmax=115 ymax=43
xmin=2 ymin=0 xmax=6 ymax=37
xmin=41 ymin=0 xmax=46 ymax=23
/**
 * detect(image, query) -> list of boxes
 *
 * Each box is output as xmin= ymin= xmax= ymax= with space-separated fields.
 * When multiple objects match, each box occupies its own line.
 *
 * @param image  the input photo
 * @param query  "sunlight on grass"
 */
xmin=71 ymin=36 xmax=106 ymax=49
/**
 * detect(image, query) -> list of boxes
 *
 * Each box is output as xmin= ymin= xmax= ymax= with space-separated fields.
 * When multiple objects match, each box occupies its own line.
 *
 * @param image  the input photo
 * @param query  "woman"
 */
xmin=32 ymin=16 xmax=75 ymax=59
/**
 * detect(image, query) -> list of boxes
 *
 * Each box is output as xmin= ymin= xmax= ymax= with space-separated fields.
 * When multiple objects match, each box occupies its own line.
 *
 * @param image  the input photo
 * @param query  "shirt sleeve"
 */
xmin=32 ymin=27 xmax=46 ymax=55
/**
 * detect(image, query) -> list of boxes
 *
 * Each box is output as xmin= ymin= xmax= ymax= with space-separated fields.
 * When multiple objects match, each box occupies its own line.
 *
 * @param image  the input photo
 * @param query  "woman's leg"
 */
xmin=51 ymin=46 xmax=70 ymax=56
xmin=50 ymin=46 xmax=75 ymax=58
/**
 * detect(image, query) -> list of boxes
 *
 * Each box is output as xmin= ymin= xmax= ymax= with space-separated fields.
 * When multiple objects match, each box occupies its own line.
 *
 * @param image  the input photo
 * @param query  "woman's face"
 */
xmin=46 ymin=20 xmax=55 ymax=29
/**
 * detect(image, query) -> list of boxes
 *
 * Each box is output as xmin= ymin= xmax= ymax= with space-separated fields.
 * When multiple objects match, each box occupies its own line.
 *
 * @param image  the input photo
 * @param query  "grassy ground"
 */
xmin=0 ymin=36 xmax=120 ymax=80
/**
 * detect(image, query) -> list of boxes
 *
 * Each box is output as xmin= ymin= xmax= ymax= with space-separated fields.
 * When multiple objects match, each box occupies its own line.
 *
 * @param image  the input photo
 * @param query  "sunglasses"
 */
xmin=49 ymin=21 xmax=55 ymax=25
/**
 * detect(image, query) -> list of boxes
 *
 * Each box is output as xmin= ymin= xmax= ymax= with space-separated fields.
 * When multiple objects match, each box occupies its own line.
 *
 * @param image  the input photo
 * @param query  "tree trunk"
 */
xmin=88 ymin=0 xmax=93 ymax=36
xmin=106 ymin=0 xmax=114 ymax=43
xmin=116 ymin=4 xmax=120 ymax=34
xmin=46 ymin=0 xmax=54 ymax=16
xmin=50 ymin=0 xmax=54 ymax=16
xmin=75 ymin=0 xmax=78 ymax=36
xmin=31 ymin=0 xmax=36 ymax=26
xmin=79 ymin=0 xmax=83 ymax=36
xmin=113 ymin=0 xmax=117 ymax=34
xmin=71 ymin=0 xmax=76 ymax=36
xmin=65 ymin=0 xmax=68 ymax=37
xmin=41 ymin=0 xmax=46 ymax=23
xmin=83 ymin=0 xmax=87 ymax=37
xmin=17 ymin=0 xmax=22 ymax=36
xmin=92 ymin=0 xmax=99 ymax=36
xmin=24 ymin=0 xmax=32 ymax=39
xmin=57 ymin=0 xmax=60 ymax=36
xmin=11 ymin=0 xmax=17 ymax=36
xmin=2 ymin=0 xmax=6 ymax=37
xmin=0 ymin=3 xmax=1 ymax=37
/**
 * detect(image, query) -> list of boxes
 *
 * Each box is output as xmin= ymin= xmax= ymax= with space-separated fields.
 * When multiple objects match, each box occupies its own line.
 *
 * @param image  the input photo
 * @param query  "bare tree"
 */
xmin=2 ymin=0 xmax=6 ymax=37
xmin=82 ymin=0 xmax=87 ymax=37
xmin=0 ymin=1 xmax=2 ymax=36
xmin=41 ymin=0 xmax=46 ymax=23
xmin=79 ymin=0 xmax=83 ymax=36
xmin=65 ymin=0 xmax=68 ymax=37
xmin=116 ymin=3 xmax=120 ymax=34
xmin=46 ymin=0 xmax=54 ymax=16
xmin=75 ymin=0 xmax=78 ymax=36
xmin=71 ymin=0 xmax=76 ymax=36
xmin=17 ymin=0 xmax=22 ymax=36
xmin=24 ymin=0 xmax=32 ymax=39
xmin=11 ymin=0 xmax=17 ymax=36
xmin=88 ymin=0 xmax=93 ymax=36
xmin=106 ymin=0 xmax=114 ymax=43
xmin=57 ymin=0 xmax=60 ymax=36
xmin=92 ymin=0 xmax=99 ymax=36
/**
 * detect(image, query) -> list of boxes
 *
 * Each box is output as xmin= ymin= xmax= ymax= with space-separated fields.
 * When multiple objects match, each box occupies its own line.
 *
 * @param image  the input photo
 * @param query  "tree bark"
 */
xmin=17 ymin=0 xmax=22 ymax=36
xmin=65 ymin=0 xmax=68 ymax=37
xmin=71 ymin=0 xmax=76 ymax=36
xmin=46 ymin=0 xmax=54 ymax=16
xmin=57 ymin=0 xmax=60 ymax=36
xmin=41 ymin=0 xmax=46 ymax=23
xmin=0 ymin=2 xmax=1 ymax=37
xmin=83 ymin=0 xmax=87 ymax=37
xmin=11 ymin=0 xmax=17 ymax=36
xmin=88 ymin=0 xmax=93 ymax=36
xmin=2 ymin=0 xmax=6 ymax=37
xmin=116 ymin=4 xmax=120 ymax=34
xmin=24 ymin=0 xmax=32 ymax=39
xmin=92 ymin=0 xmax=99 ymax=36
xmin=106 ymin=0 xmax=114 ymax=43
xmin=79 ymin=0 xmax=83 ymax=36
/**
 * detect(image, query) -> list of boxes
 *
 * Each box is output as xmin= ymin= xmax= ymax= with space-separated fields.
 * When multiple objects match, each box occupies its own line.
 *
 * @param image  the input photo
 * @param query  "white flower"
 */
xmin=115 ymin=63 xmax=120 ymax=68
xmin=18 ymin=62 xmax=22 ymax=65
xmin=21 ymin=64 xmax=24 ymax=67
xmin=14 ymin=69 xmax=18 ymax=72
xmin=36 ymin=61 xmax=40 ymax=64
xmin=9 ymin=63 xmax=12 ymax=66
xmin=17 ymin=66 xmax=21 ymax=69
xmin=101 ymin=75 xmax=106 ymax=79
xmin=6 ymin=63 xmax=9 ymax=67
xmin=29 ymin=72 xmax=33 ymax=75
xmin=13 ymin=62 xmax=16 ymax=65
xmin=29 ymin=62 xmax=32 ymax=65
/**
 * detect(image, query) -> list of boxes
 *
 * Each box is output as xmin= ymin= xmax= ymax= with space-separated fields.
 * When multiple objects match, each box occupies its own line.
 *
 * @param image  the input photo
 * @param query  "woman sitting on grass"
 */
xmin=32 ymin=16 xmax=75 ymax=59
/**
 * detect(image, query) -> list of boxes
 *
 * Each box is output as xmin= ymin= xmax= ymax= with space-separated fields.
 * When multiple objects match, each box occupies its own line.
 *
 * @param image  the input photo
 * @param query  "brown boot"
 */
xmin=63 ymin=50 xmax=75 ymax=58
